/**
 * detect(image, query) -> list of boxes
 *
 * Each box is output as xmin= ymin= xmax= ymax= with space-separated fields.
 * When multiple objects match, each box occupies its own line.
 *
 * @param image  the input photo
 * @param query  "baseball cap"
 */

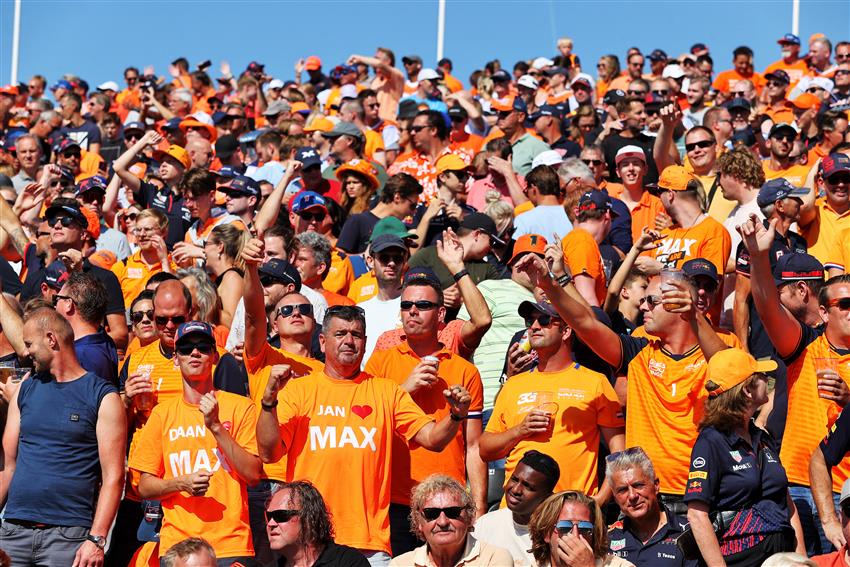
xmin=402 ymin=55 xmax=423 ymax=65
xmin=517 ymin=75 xmax=539 ymax=91
xmin=152 ymin=144 xmax=191 ymax=169
xmin=518 ymin=298 xmax=560 ymax=320
xmin=44 ymin=201 xmax=87 ymax=227
xmin=657 ymin=165 xmax=696 ymax=191
xmin=123 ymin=121 xmax=146 ymax=134
xmin=213 ymin=165 xmax=240 ymax=179
xmin=545 ymin=67 xmax=569 ymax=78
xmin=418 ymin=68 xmax=440 ymax=81
xmin=161 ymin=117 xmax=183 ymax=132
xmin=267 ymin=79 xmax=284 ymax=90
xmin=179 ymin=112 xmax=217 ymax=141
xmin=662 ymin=64 xmax=686 ymax=79
xmin=791 ymin=93 xmax=821 ymax=111
xmin=0 ymin=85 xmax=18 ymax=97
xmin=811 ymin=77 xmax=835 ymax=94
xmin=371 ymin=216 xmax=418 ymax=241
xmin=529 ymin=105 xmax=562 ymax=122
xmin=80 ymin=207 xmax=101 ymax=240
xmin=175 ymin=321 xmax=216 ymax=347
xmin=724 ymin=98 xmax=752 ymax=112
xmin=491 ymin=95 xmax=527 ymax=114
xmin=247 ymin=61 xmax=265 ymax=73
xmin=690 ymin=43 xmax=709 ymax=55
xmin=96 ymin=81 xmax=119 ymax=92
xmin=602 ymin=89 xmax=627 ymax=106
xmin=491 ymin=69 xmax=512 ymax=83
xmin=435 ymin=153 xmax=470 ymax=175
xmin=291 ymin=102 xmax=310 ymax=115
xmin=263 ymin=100 xmax=292 ymax=117
xmin=75 ymin=176 xmax=107 ymax=196
xmin=778 ymin=33 xmax=801 ymax=46
xmin=330 ymin=64 xmax=358 ymax=80
xmin=682 ymin=258 xmax=719 ymax=284
xmin=290 ymin=191 xmax=328 ymax=214
xmin=461 ymin=212 xmax=505 ymax=245
xmin=757 ymin=178 xmax=810 ymax=207
xmin=303 ymin=117 xmax=335 ymax=133
xmin=54 ymin=138 xmax=81 ymax=154
xmin=615 ymin=145 xmax=647 ymax=166
xmin=508 ymin=234 xmax=548 ymax=266
xmin=321 ymin=121 xmax=364 ymax=140
xmin=215 ymin=134 xmax=239 ymax=161
xmin=531 ymin=150 xmax=564 ymax=170
xmin=531 ymin=57 xmax=555 ymax=70
xmin=403 ymin=266 xmax=441 ymax=289
xmin=258 ymin=259 xmax=302 ymax=289
xmin=648 ymin=49 xmax=668 ymax=61
xmin=731 ymin=127 xmax=757 ymax=148
xmin=768 ymin=122 xmax=798 ymax=139
xmin=707 ymin=348 xmax=777 ymax=398
xmin=294 ymin=146 xmax=323 ymax=169
xmin=578 ymin=190 xmax=618 ymax=216
xmin=226 ymin=176 xmax=260 ymax=198
xmin=43 ymin=261 xmax=69 ymax=290
xmin=823 ymin=153 xmax=850 ymax=179
xmin=765 ymin=70 xmax=791 ymax=85
xmin=773 ymin=253 xmax=824 ymax=286
xmin=305 ymin=56 xmax=322 ymax=71
xmin=50 ymin=79 xmax=73 ymax=92
xmin=370 ymin=233 xmax=408 ymax=254
xmin=448 ymin=106 xmax=468 ymax=121
xmin=840 ymin=479 xmax=850 ymax=507
xmin=570 ymin=76 xmax=593 ymax=90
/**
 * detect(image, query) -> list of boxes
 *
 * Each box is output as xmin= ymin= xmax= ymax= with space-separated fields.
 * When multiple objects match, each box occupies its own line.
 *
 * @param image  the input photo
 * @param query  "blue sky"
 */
xmin=0 ymin=1 xmax=848 ymax=93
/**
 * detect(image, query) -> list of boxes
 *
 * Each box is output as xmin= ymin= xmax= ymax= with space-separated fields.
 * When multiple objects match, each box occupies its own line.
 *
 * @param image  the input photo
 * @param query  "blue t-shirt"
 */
xmin=5 ymin=372 xmax=116 ymax=527
xmin=76 ymin=329 xmax=119 ymax=386
xmin=58 ymin=120 xmax=102 ymax=151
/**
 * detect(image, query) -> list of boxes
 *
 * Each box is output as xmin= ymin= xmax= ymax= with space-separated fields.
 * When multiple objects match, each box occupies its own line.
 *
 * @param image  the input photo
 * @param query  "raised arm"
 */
xmin=102 ymin=170 xmax=123 ymax=227
xmin=437 ymin=229 xmax=492 ymax=350
xmin=797 ymin=158 xmax=821 ymax=229
xmin=603 ymin=229 xmax=661 ymax=314
xmin=114 ymin=130 xmax=163 ymax=194
xmin=348 ymin=54 xmax=405 ymax=88
xmin=0 ymin=191 xmax=32 ymax=258
xmin=487 ymin=156 xmax=528 ymax=205
xmin=412 ymin=385 xmax=470 ymax=451
xmin=240 ymin=238 xmax=267 ymax=361
xmin=663 ymin=279 xmax=729 ymax=361
xmin=253 ymin=160 xmax=301 ymax=236
xmin=0 ymin=290 xmax=25 ymax=357
xmin=653 ymin=104 xmax=683 ymax=173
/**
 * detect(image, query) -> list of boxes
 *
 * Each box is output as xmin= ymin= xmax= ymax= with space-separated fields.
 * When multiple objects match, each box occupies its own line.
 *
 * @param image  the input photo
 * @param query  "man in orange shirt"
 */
xmin=129 ymin=321 xmax=262 ymax=563
xmin=365 ymin=267 xmax=485 ymax=555
xmin=763 ymin=123 xmax=812 ymax=186
xmin=561 ymin=191 xmax=614 ymax=307
xmin=256 ymin=304 xmax=474 ymax=564
xmin=111 ymin=209 xmax=173 ymax=308
xmin=480 ymin=298 xmax=624 ymax=502
xmin=798 ymin=153 xmax=850 ymax=266
xmin=712 ymin=46 xmax=766 ymax=98
xmin=765 ymin=34 xmax=809 ymax=87
xmin=348 ymin=51 xmax=405 ymax=123
xmin=763 ymin=70 xmax=796 ymax=125
xmin=605 ymin=145 xmax=665 ymax=240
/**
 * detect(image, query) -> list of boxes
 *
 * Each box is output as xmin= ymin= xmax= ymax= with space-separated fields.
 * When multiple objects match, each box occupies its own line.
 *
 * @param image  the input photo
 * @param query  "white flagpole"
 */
xmin=437 ymin=0 xmax=446 ymax=62
xmin=792 ymin=0 xmax=800 ymax=37
xmin=11 ymin=0 xmax=22 ymax=84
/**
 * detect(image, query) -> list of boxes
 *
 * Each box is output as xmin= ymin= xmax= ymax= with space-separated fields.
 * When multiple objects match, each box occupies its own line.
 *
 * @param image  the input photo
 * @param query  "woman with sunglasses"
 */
xmin=390 ymin=474 xmax=513 ymax=567
xmin=123 ymin=290 xmax=158 ymax=366
xmin=684 ymin=348 xmax=805 ymax=566
xmin=529 ymin=490 xmax=633 ymax=566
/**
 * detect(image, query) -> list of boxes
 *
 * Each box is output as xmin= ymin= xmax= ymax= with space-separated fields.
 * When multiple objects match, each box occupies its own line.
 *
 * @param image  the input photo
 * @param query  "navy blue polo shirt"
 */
xmin=820 ymin=405 xmax=850 ymax=468
xmin=135 ymin=180 xmax=192 ymax=249
xmin=607 ymin=504 xmax=696 ymax=567
xmin=75 ymin=328 xmax=119 ymax=386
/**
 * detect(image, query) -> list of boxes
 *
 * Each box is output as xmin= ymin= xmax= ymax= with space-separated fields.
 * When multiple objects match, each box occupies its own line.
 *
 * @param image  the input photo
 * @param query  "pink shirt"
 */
xmin=467 ymin=173 xmax=526 ymax=211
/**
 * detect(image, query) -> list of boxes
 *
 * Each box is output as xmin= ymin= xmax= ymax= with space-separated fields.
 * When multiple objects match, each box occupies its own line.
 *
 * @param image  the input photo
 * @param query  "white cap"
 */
xmin=615 ymin=145 xmax=647 ymax=166
xmin=517 ymin=75 xmax=539 ymax=90
xmin=531 ymin=150 xmax=565 ymax=169
xmin=811 ymin=76 xmax=834 ymax=93
xmin=531 ymin=57 xmax=555 ymax=70
xmin=662 ymin=64 xmax=686 ymax=79
xmin=185 ymin=111 xmax=214 ymax=126
xmin=96 ymin=81 xmax=120 ymax=92
xmin=267 ymin=79 xmax=285 ymax=90
xmin=571 ymin=72 xmax=596 ymax=90
xmin=418 ymin=68 xmax=440 ymax=81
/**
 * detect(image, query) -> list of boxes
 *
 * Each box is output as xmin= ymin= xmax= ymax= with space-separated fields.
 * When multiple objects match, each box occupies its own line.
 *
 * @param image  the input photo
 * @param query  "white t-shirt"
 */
xmin=474 ymin=507 xmax=534 ymax=566
xmin=512 ymin=205 xmax=573 ymax=241
xmin=358 ymin=295 xmax=401 ymax=367
xmin=720 ymin=197 xmax=764 ymax=327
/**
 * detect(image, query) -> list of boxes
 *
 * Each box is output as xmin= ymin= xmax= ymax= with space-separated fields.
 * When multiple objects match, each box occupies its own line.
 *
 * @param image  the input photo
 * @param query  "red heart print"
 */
xmin=351 ymin=405 xmax=372 ymax=419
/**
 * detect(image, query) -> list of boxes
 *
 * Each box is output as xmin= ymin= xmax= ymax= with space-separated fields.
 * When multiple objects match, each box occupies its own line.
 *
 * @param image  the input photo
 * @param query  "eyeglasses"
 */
xmin=278 ymin=303 xmax=313 ymax=318
xmin=297 ymin=210 xmax=326 ymax=223
xmin=175 ymin=341 xmax=216 ymax=356
xmin=422 ymin=506 xmax=464 ymax=521
xmin=400 ymin=300 xmax=440 ymax=311
xmin=685 ymin=140 xmax=714 ymax=152
xmin=52 ymin=294 xmax=73 ymax=306
xmin=375 ymin=252 xmax=406 ymax=265
xmin=556 ymin=520 xmax=595 ymax=539
xmin=837 ymin=53 xmax=850 ymax=61
xmin=828 ymin=173 xmax=850 ymax=185
xmin=266 ymin=509 xmax=300 ymax=524
xmin=155 ymin=314 xmax=187 ymax=327
xmin=836 ymin=70 xmax=850 ymax=76
xmin=410 ymin=125 xmax=429 ymax=133
xmin=828 ymin=297 xmax=850 ymax=311
xmin=651 ymin=89 xmax=669 ymax=96
xmin=581 ymin=159 xmax=604 ymax=166
xmin=131 ymin=310 xmax=154 ymax=324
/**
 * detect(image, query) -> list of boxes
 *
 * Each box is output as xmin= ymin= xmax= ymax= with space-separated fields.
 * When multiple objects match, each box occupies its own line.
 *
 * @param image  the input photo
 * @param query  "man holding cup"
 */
xmin=479 ymin=298 xmax=625 ymax=503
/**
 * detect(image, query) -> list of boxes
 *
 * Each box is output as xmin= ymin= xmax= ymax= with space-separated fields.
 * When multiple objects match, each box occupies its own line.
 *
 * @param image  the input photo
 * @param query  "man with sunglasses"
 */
xmin=831 ymin=63 xmax=850 ymax=108
xmin=481 ymin=295 xmax=624 ymax=499
xmin=739 ymin=215 xmax=850 ymax=556
xmin=75 ymin=176 xmax=131 ymax=261
xmin=798 ymin=153 xmax=850 ymax=265
xmin=129 ymin=320 xmax=262 ymax=565
xmin=265 ymin=481 xmax=369 ymax=566
xmin=762 ymin=70 xmax=795 ymax=125
xmin=763 ymin=123 xmax=811 ymax=187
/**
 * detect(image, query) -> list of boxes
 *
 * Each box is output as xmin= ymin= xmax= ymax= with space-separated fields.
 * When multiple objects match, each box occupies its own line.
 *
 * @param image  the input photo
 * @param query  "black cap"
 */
xmin=448 ymin=106 xmax=468 ymax=120
xmin=602 ymin=89 xmax=627 ymax=105
xmin=225 ymin=175 xmax=260 ymax=198
xmin=491 ymin=69 xmax=512 ymax=83
xmin=402 ymin=55 xmax=423 ymax=65
xmin=258 ymin=259 xmax=301 ymax=290
xmin=215 ymin=134 xmax=239 ymax=160
xmin=518 ymin=299 xmax=561 ymax=319
xmin=370 ymin=234 xmax=408 ymax=253
xmin=724 ymin=98 xmax=752 ymax=112
xmin=460 ymin=212 xmax=505 ymax=245
xmin=403 ymin=267 xmax=442 ymax=289
xmin=773 ymin=253 xmax=824 ymax=286
xmin=682 ymin=258 xmax=719 ymax=284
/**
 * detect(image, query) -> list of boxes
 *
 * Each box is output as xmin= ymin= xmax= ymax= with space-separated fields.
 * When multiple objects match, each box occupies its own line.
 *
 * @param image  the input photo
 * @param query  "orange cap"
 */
xmin=335 ymin=159 xmax=380 ymax=190
xmin=88 ymin=249 xmax=117 ymax=270
xmin=706 ymin=348 xmax=777 ymax=398
xmin=179 ymin=117 xmax=218 ymax=142
xmin=0 ymin=85 xmax=19 ymax=96
xmin=658 ymin=165 xmax=697 ymax=191
xmin=153 ymin=145 xmax=191 ymax=170
xmin=435 ymin=153 xmax=470 ymax=175
xmin=490 ymin=95 xmax=521 ymax=112
xmin=791 ymin=93 xmax=821 ymax=111
xmin=80 ymin=207 xmax=101 ymax=241
xmin=290 ymin=101 xmax=310 ymax=114
xmin=304 ymin=117 xmax=334 ymax=133
xmin=508 ymin=234 xmax=548 ymax=266
xmin=305 ymin=56 xmax=322 ymax=71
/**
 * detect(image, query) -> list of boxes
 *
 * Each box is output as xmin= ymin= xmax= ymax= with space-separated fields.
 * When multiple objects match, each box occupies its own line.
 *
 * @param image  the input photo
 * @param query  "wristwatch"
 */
xmin=87 ymin=534 xmax=106 ymax=550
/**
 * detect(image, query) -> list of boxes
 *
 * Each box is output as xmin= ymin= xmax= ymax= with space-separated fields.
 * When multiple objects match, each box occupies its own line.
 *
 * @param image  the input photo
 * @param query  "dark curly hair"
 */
xmin=274 ymin=480 xmax=335 ymax=548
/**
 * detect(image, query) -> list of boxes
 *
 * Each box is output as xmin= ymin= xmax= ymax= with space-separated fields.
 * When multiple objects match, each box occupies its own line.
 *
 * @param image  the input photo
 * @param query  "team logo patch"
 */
xmin=729 ymin=450 xmax=742 ymax=463
xmin=692 ymin=457 xmax=706 ymax=469
xmin=610 ymin=538 xmax=626 ymax=551
xmin=689 ymin=471 xmax=707 ymax=479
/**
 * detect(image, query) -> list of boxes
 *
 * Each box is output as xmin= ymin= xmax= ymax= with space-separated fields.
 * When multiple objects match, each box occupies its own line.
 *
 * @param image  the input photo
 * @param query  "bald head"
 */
xmin=153 ymin=280 xmax=193 ymax=348
xmin=185 ymin=138 xmax=213 ymax=168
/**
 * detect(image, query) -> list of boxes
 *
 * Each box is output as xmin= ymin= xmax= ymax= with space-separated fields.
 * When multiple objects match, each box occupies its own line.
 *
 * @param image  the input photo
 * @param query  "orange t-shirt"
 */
xmin=487 ymin=363 xmax=624 ymax=496
xmin=621 ymin=337 xmax=708 ymax=494
xmin=276 ymin=370 xmax=433 ymax=553
xmin=373 ymin=319 xmax=468 ymax=359
xmin=642 ymin=215 xmax=731 ymax=273
xmin=320 ymin=288 xmax=354 ymax=307
xmin=764 ymin=100 xmax=797 ymax=125
xmin=450 ymin=131 xmax=485 ymax=155
xmin=347 ymin=271 xmax=378 ymax=303
xmin=799 ymin=198 xmax=850 ymax=268
xmin=443 ymin=73 xmax=464 ymax=93
xmin=129 ymin=392 xmax=259 ymax=558
xmin=604 ymin=185 xmax=665 ymax=241
xmin=782 ymin=332 xmax=850 ymax=492
xmin=364 ymin=129 xmax=385 ymax=163
xmin=562 ymin=227 xmax=607 ymax=305
xmin=761 ymin=161 xmax=811 ymax=188
xmin=712 ymin=69 xmax=767 ymax=94
xmin=387 ymin=147 xmax=474 ymax=203
xmin=324 ymin=249 xmax=355 ymax=296
xmin=764 ymin=58 xmax=810 ymax=88
xmin=365 ymin=343 xmax=483 ymax=505
xmin=244 ymin=342 xmax=323 ymax=482
xmin=111 ymin=250 xmax=174 ymax=308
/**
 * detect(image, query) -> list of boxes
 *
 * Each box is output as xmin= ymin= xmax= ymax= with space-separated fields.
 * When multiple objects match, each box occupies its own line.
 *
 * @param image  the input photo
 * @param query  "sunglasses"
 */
xmin=422 ymin=506 xmax=464 ymax=521
xmin=646 ymin=109 xmax=660 ymax=117
xmin=642 ymin=294 xmax=663 ymax=307
xmin=496 ymin=110 xmax=514 ymax=120
xmin=52 ymin=294 xmax=73 ymax=306
xmin=126 ymin=212 xmax=139 ymax=221
xmin=627 ymin=90 xmax=647 ymax=96
xmin=297 ymin=211 xmax=326 ymax=223
xmin=828 ymin=173 xmax=850 ymax=185
xmin=836 ymin=70 xmax=850 ymax=76
xmin=771 ymin=133 xmax=796 ymax=142
xmin=155 ymin=314 xmax=187 ymax=327
xmin=731 ymin=91 xmax=749 ymax=97
xmin=266 ymin=509 xmax=300 ymax=524
xmin=651 ymin=89 xmax=669 ymax=96
xmin=62 ymin=150 xmax=82 ymax=159
xmin=131 ymin=310 xmax=154 ymax=324
xmin=450 ymin=115 xmax=465 ymax=123
xmin=47 ymin=215 xmax=81 ymax=228
xmin=410 ymin=125 xmax=430 ymax=133
xmin=767 ymin=80 xmax=787 ymax=87
xmin=376 ymin=252 xmax=406 ymax=265
xmin=400 ymin=300 xmax=440 ymax=311
xmin=556 ymin=520 xmax=594 ymax=539
xmin=278 ymin=303 xmax=313 ymax=318
xmin=581 ymin=159 xmax=603 ymax=166
xmin=806 ymin=87 xmax=825 ymax=93
xmin=259 ymin=275 xmax=287 ymax=288
xmin=175 ymin=341 xmax=216 ymax=356
xmin=685 ymin=140 xmax=714 ymax=152
xmin=524 ymin=314 xmax=560 ymax=327
xmin=828 ymin=297 xmax=850 ymax=311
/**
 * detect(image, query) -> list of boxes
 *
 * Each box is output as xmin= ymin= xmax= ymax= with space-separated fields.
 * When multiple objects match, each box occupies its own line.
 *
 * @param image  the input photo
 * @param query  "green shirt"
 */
xmin=408 ymin=245 xmax=503 ymax=290
xmin=511 ymin=134 xmax=551 ymax=177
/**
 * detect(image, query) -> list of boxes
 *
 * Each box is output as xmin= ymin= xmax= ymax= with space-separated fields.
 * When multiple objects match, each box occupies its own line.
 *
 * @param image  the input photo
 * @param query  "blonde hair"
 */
xmin=483 ymin=191 xmax=513 ymax=236
xmin=409 ymin=474 xmax=475 ymax=540
xmin=136 ymin=208 xmax=169 ymax=232
xmin=528 ymin=491 xmax=607 ymax=564
xmin=208 ymin=224 xmax=249 ymax=272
